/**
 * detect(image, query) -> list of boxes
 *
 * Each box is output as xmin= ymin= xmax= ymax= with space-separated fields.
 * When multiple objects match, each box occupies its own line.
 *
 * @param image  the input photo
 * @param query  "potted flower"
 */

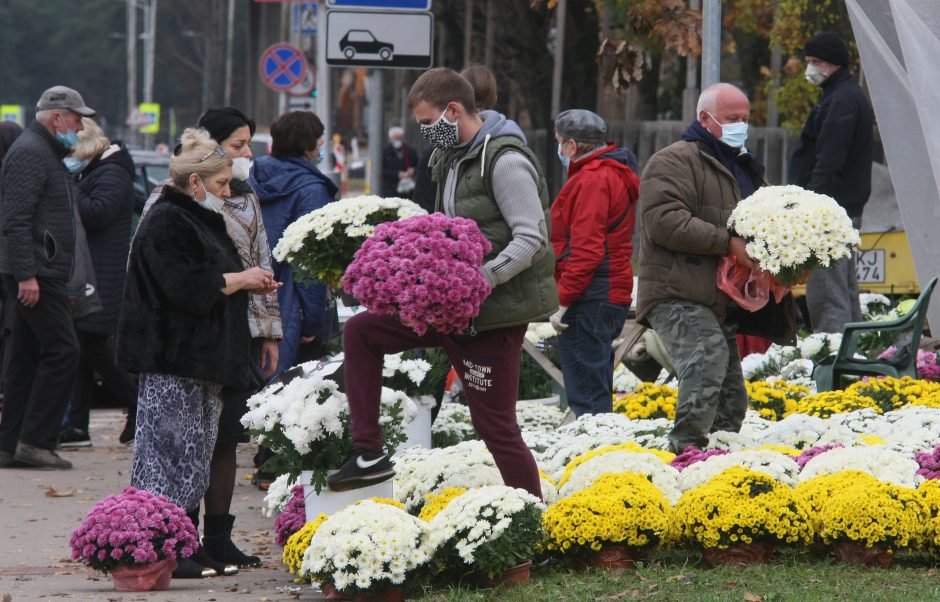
xmin=342 ymin=213 xmax=493 ymax=336
xmin=613 ymin=382 xmax=678 ymax=420
xmin=542 ymin=471 xmax=675 ymax=569
xmin=272 ymin=195 xmax=426 ymax=291
xmin=554 ymin=443 xmax=681 ymax=503
xmin=69 ymin=487 xmax=198 ymax=591
xmin=301 ymin=500 xmax=433 ymax=601
xmin=427 ymin=486 xmax=544 ymax=587
xmin=431 ymin=403 xmax=476 ymax=448
xmin=241 ymin=368 xmax=415 ymax=517
xmin=394 ymin=440 xmax=504 ymax=513
xmin=814 ymin=474 xmax=926 ymax=566
xmin=674 ymin=467 xmax=813 ymax=566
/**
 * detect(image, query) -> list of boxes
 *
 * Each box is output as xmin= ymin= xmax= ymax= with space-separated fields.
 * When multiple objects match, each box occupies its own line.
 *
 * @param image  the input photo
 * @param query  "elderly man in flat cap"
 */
xmin=550 ymin=109 xmax=640 ymax=417
xmin=789 ymin=31 xmax=874 ymax=334
xmin=0 ymin=85 xmax=95 ymax=469
xmin=636 ymin=83 xmax=773 ymax=453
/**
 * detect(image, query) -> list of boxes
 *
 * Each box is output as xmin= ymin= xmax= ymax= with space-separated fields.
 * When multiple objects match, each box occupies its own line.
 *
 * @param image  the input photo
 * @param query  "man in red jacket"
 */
xmin=550 ymin=109 xmax=639 ymax=416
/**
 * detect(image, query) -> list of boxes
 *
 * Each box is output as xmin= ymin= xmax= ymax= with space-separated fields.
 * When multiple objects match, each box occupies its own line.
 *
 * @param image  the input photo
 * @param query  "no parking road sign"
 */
xmin=259 ymin=43 xmax=309 ymax=92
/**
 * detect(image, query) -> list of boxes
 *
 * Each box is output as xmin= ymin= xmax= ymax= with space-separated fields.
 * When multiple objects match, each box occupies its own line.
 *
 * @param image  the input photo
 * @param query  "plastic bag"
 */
xmin=717 ymin=256 xmax=790 ymax=313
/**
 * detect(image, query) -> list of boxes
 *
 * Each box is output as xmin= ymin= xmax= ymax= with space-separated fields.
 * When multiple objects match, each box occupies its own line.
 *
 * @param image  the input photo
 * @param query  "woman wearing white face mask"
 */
xmin=139 ymin=108 xmax=284 ymax=572
xmin=119 ymin=127 xmax=278 ymax=579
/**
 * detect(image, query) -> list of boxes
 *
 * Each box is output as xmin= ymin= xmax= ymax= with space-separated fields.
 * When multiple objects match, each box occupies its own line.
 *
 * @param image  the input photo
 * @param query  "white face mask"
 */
xmin=231 ymin=157 xmax=252 ymax=181
xmin=805 ymin=63 xmax=830 ymax=86
xmin=194 ymin=180 xmax=225 ymax=213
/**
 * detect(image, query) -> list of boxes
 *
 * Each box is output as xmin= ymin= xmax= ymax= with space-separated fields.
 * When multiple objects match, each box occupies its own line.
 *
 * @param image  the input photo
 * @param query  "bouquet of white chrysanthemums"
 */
xmin=271 ymin=195 xmax=426 ymax=289
xmin=727 ymin=185 xmax=860 ymax=285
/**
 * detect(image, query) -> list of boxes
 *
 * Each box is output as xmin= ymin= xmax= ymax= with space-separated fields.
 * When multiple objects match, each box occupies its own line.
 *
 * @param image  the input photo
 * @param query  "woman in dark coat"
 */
xmin=59 ymin=118 xmax=137 ymax=447
xmin=118 ymin=127 xmax=277 ymax=579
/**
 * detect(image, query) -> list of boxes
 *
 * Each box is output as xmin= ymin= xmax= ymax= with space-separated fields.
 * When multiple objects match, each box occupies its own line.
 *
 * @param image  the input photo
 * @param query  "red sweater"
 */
xmin=550 ymin=144 xmax=640 ymax=307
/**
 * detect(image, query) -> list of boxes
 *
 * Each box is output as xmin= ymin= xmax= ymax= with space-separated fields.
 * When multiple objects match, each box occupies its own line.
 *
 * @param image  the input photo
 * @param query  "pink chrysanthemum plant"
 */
xmin=69 ymin=487 xmax=198 ymax=574
xmin=342 ymin=213 xmax=493 ymax=336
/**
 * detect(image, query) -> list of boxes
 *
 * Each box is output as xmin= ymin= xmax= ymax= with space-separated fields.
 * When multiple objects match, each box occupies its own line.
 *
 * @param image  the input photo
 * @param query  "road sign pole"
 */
xmin=317 ymin=22 xmax=333 ymax=172
xmin=368 ymin=69 xmax=383 ymax=195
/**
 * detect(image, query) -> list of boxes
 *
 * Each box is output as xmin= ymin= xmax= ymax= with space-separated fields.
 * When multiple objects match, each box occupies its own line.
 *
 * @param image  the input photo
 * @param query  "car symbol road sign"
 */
xmin=326 ymin=10 xmax=433 ymax=69
xmin=259 ymin=43 xmax=309 ymax=92
xmin=325 ymin=0 xmax=432 ymax=11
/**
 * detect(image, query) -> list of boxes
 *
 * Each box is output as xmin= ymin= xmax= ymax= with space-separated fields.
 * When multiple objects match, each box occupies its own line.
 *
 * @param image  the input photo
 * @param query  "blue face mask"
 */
xmin=56 ymin=129 xmax=79 ymax=149
xmin=557 ymin=143 xmax=570 ymax=169
xmin=309 ymin=144 xmax=327 ymax=166
xmin=63 ymin=157 xmax=88 ymax=173
xmin=707 ymin=112 xmax=748 ymax=149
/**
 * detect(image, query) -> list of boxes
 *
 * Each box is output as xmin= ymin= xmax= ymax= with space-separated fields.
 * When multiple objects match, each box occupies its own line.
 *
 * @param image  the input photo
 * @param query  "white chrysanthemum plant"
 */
xmin=241 ymin=366 xmax=416 ymax=493
xmin=432 ymin=403 xmax=477 ymax=447
xmin=677 ymin=450 xmax=800 ymax=492
xmin=515 ymin=401 xmax=566 ymax=433
xmin=557 ymin=450 xmax=682 ymax=504
xmin=262 ymin=472 xmax=313 ymax=518
xmin=300 ymin=500 xmax=433 ymax=597
xmin=798 ymin=445 xmax=924 ymax=489
xmin=727 ymin=185 xmax=861 ymax=285
xmin=428 ymin=485 xmax=545 ymax=580
xmin=271 ymin=195 xmax=426 ymax=290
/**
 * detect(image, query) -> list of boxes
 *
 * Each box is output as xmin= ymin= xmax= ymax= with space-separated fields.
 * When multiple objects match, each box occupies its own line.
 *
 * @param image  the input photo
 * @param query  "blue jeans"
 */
xmin=558 ymin=300 xmax=630 ymax=416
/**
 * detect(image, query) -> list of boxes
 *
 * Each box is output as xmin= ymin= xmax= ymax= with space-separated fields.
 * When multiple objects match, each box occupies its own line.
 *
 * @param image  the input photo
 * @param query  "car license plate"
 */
xmin=856 ymin=249 xmax=885 ymax=283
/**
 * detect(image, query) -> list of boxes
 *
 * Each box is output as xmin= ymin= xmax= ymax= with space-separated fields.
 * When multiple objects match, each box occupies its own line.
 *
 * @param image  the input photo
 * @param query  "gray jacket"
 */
xmin=0 ymin=121 xmax=75 ymax=282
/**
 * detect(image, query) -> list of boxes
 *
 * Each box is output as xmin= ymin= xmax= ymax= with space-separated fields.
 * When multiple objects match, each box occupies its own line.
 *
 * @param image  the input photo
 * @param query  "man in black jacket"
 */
xmin=788 ymin=32 xmax=874 ymax=333
xmin=0 ymin=86 xmax=94 ymax=469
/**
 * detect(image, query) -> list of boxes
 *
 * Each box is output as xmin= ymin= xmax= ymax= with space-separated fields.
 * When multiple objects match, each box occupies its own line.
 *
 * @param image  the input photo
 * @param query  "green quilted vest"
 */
xmin=430 ymin=136 xmax=558 ymax=333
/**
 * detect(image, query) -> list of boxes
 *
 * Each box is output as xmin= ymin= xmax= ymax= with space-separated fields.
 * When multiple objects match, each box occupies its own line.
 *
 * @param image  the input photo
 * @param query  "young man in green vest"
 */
xmin=328 ymin=68 xmax=557 ymax=497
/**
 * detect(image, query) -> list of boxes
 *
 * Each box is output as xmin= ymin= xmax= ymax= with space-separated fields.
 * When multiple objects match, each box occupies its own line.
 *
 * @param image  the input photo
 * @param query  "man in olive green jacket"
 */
xmin=328 ymin=68 xmax=556 ymax=497
xmin=637 ymin=83 xmax=764 ymax=453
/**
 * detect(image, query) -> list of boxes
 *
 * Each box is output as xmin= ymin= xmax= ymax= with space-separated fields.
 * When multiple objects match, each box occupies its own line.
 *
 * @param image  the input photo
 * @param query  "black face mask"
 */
xmin=420 ymin=108 xmax=459 ymax=149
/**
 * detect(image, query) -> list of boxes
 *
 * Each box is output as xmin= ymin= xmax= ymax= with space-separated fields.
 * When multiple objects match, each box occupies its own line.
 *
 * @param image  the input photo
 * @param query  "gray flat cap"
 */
xmin=554 ymin=109 xmax=607 ymax=145
xmin=36 ymin=86 xmax=96 ymax=116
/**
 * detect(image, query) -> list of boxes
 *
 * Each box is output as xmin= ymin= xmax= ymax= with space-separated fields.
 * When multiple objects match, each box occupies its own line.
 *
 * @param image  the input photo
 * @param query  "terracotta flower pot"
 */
xmin=352 ymin=586 xmax=406 ymax=602
xmin=833 ymin=542 xmax=893 ymax=567
xmin=322 ymin=583 xmax=353 ymax=600
xmin=570 ymin=545 xmax=652 ymax=571
xmin=702 ymin=542 xmax=774 ymax=567
xmin=111 ymin=558 xmax=177 ymax=592
xmin=477 ymin=560 xmax=533 ymax=588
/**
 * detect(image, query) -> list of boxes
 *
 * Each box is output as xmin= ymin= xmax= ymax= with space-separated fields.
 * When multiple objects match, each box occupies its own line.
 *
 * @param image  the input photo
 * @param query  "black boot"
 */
xmin=203 ymin=513 xmax=262 ymax=568
xmin=176 ymin=509 xmax=238 ymax=577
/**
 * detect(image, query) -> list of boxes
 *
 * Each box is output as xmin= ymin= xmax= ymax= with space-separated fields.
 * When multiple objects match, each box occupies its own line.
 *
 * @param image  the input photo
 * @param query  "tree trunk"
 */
xmin=464 ymin=0 xmax=475 ymax=66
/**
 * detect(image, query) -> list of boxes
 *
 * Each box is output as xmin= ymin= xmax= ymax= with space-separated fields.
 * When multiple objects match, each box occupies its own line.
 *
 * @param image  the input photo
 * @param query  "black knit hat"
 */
xmin=197 ymin=107 xmax=256 ymax=144
xmin=804 ymin=32 xmax=850 ymax=67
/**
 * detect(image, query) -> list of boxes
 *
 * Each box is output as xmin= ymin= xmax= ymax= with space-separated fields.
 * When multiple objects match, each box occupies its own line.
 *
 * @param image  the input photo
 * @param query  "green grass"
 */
xmin=415 ymin=550 xmax=940 ymax=602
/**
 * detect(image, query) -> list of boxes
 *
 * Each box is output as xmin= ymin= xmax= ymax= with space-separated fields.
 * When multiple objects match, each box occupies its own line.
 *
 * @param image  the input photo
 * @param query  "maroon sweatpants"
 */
xmin=343 ymin=311 xmax=542 ymax=499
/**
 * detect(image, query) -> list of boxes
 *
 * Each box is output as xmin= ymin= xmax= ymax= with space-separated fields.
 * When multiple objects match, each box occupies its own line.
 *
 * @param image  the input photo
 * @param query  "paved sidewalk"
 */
xmin=0 ymin=409 xmax=322 ymax=601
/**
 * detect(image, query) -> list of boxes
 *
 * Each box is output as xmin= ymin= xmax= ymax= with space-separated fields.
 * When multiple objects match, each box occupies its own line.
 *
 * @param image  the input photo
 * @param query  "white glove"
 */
xmin=549 ymin=305 xmax=569 ymax=332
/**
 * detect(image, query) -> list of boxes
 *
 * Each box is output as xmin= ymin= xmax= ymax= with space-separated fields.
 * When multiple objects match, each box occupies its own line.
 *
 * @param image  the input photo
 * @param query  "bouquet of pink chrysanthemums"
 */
xmin=342 ymin=213 xmax=493 ymax=335
xmin=70 ymin=487 xmax=198 ymax=574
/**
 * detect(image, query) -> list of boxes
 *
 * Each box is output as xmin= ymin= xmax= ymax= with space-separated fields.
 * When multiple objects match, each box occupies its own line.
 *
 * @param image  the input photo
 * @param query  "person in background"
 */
xmin=57 ymin=118 xmax=137 ymax=449
xmin=248 ymin=111 xmax=339 ymax=490
xmin=0 ymin=121 xmax=24 ymax=395
xmin=119 ymin=128 xmax=277 ymax=579
xmin=550 ymin=109 xmax=639 ymax=416
xmin=141 ymin=108 xmax=282 ymax=569
xmin=789 ymin=31 xmax=873 ymax=333
xmin=0 ymin=86 xmax=92 ymax=470
xmin=413 ymin=64 xmax=499 ymax=213
xmin=381 ymin=126 xmax=418 ymax=199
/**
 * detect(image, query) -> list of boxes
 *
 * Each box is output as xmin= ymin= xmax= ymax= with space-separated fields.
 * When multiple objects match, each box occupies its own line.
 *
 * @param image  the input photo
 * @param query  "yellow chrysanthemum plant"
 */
xmin=847 ymin=376 xmax=940 ymax=412
xmin=613 ymin=383 xmax=677 ymax=420
xmin=814 ymin=476 xmax=927 ymax=554
xmin=674 ymin=467 xmax=813 ymax=558
xmin=746 ymin=380 xmax=808 ymax=421
xmin=791 ymin=390 xmax=880 ymax=419
xmin=283 ymin=513 xmax=329 ymax=577
xmin=542 ymin=471 xmax=676 ymax=562
xmin=418 ymin=487 xmax=468 ymax=522
xmin=917 ymin=479 xmax=940 ymax=556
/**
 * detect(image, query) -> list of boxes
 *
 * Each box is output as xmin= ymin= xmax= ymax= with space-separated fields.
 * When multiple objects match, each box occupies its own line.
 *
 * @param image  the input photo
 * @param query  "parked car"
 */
xmin=339 ymin=30 xmax=394 ymax=61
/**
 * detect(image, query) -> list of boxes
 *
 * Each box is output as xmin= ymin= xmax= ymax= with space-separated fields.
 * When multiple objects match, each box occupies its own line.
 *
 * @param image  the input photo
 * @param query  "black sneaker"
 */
xmin=327 ymin=449 xmax=394 ymax=492
xmin=58 ymin=427 xmax=92 ymax=448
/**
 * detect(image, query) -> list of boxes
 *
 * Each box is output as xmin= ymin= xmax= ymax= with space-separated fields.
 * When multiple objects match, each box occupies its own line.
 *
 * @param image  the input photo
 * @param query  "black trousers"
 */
xmin=67 ymin=332 xmax=138 ymax=432
xmin=0 ymin=276 xmax=80 ymax=451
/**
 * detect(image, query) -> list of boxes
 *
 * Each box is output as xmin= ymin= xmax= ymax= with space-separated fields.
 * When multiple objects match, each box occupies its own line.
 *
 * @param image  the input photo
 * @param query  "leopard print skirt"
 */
xmin=131 ymin=373 xmax=223 ymax=511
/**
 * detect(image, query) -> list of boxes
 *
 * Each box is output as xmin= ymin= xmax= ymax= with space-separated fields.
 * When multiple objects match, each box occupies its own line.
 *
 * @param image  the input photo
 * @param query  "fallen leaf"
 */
xmin=744 ymin=593 xmax=765 ymax=602
xmin=44 ymin=486 xmax=76 ymax=498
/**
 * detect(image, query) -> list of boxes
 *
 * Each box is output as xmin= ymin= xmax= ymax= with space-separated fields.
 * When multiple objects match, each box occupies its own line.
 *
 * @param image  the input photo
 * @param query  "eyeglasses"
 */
xmin=199 ymin=145 xmax=227 ymax=162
